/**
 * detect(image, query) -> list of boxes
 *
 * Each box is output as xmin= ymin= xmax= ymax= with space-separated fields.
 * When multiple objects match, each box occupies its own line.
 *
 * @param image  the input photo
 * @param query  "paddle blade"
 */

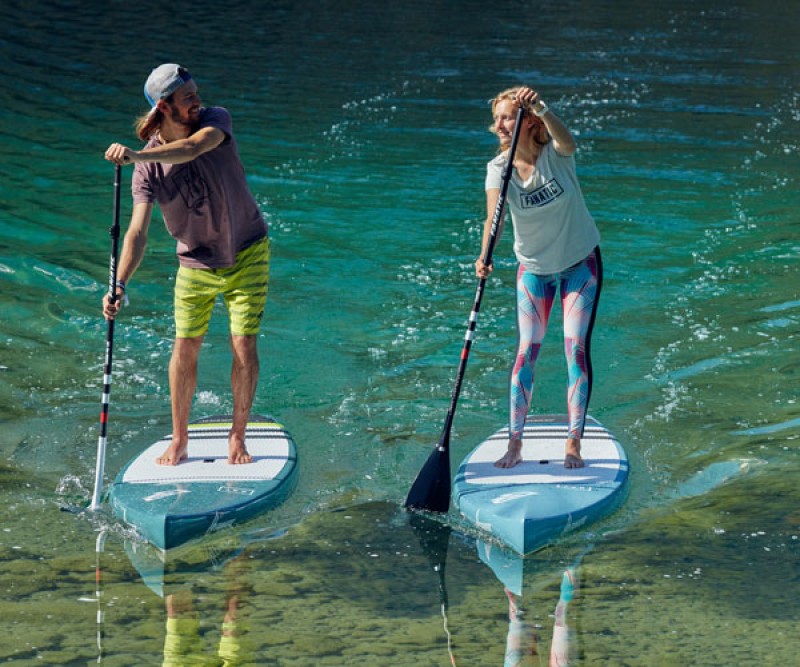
xmin=404 ymin=445 xmax=452 ymax=512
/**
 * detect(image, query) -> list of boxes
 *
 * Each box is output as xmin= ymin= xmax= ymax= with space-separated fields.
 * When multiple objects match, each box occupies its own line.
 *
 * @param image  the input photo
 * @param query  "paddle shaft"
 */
xmin=404 ymin=106 xmax=525 ymax=512
xmin=90 ymin=165 xmax=122 ymax=511
xmin=436 ymin=105 xmax=526 ymax=452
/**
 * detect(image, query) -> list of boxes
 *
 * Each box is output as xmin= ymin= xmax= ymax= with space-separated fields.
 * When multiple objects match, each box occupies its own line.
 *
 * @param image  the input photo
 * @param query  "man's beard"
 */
xmin=169 ymin=105 xmax=200 ymax=131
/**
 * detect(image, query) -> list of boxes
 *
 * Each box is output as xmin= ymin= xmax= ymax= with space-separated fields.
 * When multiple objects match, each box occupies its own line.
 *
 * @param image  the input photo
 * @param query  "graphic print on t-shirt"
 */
xmin=173 ymin=162 xmax=209 ymax=215
xmin=519 ymin=178 xmax=564 ymax=208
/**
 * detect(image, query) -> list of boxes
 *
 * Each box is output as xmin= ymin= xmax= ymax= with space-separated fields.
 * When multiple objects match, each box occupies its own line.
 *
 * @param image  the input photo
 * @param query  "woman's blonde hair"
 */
xmin=489 ymin=87 xmax=550 ymax=148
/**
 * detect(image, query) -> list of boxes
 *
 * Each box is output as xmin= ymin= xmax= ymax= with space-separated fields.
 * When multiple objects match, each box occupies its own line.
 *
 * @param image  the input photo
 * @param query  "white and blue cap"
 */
xmin=143 ymin=63 xmax=193 ymax=108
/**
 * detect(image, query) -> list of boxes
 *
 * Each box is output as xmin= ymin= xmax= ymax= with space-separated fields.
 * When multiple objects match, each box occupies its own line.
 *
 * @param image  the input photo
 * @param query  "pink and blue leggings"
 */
xmin=509 ymin=247 xmax=602 ymax=441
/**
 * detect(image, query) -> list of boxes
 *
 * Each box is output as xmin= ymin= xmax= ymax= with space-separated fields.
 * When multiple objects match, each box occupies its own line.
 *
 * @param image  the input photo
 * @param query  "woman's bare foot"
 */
xmin=156 ymin=439 xmax=188 ymax=466
xmin=564 ymin=438 xmax=584 ymax=469
xmin=228 ymin=431 xmax=253 ymax=465
xmin=495 ymin=438 xmax=523 ymax=468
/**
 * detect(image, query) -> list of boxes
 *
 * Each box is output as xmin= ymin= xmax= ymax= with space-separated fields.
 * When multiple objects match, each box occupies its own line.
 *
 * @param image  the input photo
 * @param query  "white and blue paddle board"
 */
xmin=109 ymin=415 xmax=298 ymax=550
xmin=453 ymin=414 xmax=628 ymax=555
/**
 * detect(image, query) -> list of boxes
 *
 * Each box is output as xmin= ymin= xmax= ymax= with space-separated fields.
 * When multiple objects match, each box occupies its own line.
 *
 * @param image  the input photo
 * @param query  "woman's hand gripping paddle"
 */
xmin=90 ymin=165 xmax=122 ymax=511
xmin=405 ymin=105 xmax=526 ymax=512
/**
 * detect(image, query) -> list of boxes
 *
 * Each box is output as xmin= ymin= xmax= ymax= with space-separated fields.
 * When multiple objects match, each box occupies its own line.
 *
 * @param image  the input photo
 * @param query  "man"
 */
xmin=104 ymin=64 xmax=269 ymax=466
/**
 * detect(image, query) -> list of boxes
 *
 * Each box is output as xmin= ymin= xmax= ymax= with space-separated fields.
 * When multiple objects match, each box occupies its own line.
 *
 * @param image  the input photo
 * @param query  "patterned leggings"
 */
xmin=509 ymin=247 xmax=602 ymax=441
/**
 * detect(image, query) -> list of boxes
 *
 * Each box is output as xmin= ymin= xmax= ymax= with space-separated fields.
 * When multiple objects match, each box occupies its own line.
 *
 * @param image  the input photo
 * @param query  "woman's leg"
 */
xmin=497 ymin=265 xmax=556 ymax=468
xmin=560 ymin=247 xmax=603 ymax=467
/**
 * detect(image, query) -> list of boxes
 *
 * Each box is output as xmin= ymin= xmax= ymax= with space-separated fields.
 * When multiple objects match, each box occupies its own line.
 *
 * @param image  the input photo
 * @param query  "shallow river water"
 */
xmin=1 ymin=1 xmax=798 ymax=664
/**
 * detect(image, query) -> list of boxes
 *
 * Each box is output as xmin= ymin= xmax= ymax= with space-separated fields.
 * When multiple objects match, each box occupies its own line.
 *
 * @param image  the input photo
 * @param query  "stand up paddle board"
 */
xmin=109 ymin=415 xmax=298 ymax=550
xmin=453 ymin=414 xmax=628 ymax=555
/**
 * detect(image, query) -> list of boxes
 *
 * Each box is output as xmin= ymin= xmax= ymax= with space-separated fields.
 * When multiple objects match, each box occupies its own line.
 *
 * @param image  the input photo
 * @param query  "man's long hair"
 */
xmin=134 ymin=92 xmax=175 ymax=141
xmin=134 ymin=108 xmax=163 ymax=141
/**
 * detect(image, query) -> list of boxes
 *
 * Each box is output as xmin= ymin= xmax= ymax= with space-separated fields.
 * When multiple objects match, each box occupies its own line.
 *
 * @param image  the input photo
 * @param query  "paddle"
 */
xmin=405 ymin=105 xmax=526 ymax=512
xmin=90 ymin=165 xmax=122 ymax=511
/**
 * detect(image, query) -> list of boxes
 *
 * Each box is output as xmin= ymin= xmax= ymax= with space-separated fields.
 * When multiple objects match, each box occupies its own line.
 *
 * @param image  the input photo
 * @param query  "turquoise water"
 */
xmin=1 ymin=0 xmax=799 ymax=664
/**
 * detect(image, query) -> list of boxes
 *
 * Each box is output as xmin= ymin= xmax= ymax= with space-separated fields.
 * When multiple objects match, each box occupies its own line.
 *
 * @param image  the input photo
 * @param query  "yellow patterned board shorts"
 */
xmin=174 ymin=238 xmax=270 ymax=338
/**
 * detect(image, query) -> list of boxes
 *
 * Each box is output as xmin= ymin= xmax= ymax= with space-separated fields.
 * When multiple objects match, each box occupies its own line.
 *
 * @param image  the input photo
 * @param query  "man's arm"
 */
xmin=103 ymin=201 xmax=153 ymax=320
xmin=105 ymin=126 xmax=226 ymax=166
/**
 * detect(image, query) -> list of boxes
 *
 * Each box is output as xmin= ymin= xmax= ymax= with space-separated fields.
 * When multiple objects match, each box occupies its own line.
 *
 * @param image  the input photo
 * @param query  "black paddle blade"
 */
xmin=404 ymin=445 xmax=452 ymax=512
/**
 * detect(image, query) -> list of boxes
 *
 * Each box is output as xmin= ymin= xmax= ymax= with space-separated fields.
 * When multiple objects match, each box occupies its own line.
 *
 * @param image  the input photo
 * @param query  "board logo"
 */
xmin=218 ymin=485 xmax=255 ymax=496
xmin=491 ymin=490 xmax=540 ymax=504
xmin=143 ymin=489 xmax=190 ymax=502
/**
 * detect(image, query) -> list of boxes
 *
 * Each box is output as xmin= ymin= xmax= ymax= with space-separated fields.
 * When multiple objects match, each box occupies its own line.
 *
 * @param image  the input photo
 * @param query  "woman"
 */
xmin=476 ymin=86 xmax=602 ymax=470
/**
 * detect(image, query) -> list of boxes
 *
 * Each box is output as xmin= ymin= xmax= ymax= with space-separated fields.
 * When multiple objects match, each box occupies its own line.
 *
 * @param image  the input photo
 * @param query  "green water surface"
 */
xmin=1 ymin=0 xmax=798 ymax=664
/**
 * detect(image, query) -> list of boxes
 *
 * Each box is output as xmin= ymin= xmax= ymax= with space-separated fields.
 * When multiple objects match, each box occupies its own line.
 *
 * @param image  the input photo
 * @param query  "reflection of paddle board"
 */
xmin=109 ymin=415 xmax=298 ymax=550
xmin=476 ymin=537 xmax=594 ymax=597
xmin=124 ymin=525 xmax=289 ymax=598
xmin=453 ymin=415 xmax=628 ymax=555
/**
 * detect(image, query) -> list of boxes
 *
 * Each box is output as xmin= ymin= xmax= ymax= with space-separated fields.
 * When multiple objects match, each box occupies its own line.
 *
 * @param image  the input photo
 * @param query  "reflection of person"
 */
xmin=503 ymin=586 xmax=539 ymax=666
xmin=103 ymin=64 xmax=269 ymax=466
xmin=549 ymin=569 xmax=576 ymax=667
xmin=477 ymin=86 xmax=602 ymax=471
xmin=503 ymin=568 xmax=576 ymax=667
xmin=162 ymin=555 xmax=254 ymax=666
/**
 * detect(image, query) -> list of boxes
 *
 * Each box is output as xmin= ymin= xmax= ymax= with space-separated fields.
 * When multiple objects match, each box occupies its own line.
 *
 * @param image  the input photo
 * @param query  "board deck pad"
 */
xmin=453 ymin=415 xmax=628 ymax=555
xmin=109 ymin=415 xmax=297 ymax=551
xmin=122 ymin=426 xmax=292 ymax=484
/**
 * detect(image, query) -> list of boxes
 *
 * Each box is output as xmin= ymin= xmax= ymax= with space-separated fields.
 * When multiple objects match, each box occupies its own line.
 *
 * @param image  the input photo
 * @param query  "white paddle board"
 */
xmin=109 ymin=415 xmax=297 ymax=550
xmin=453 ymin=414 xmax=628 ymax=555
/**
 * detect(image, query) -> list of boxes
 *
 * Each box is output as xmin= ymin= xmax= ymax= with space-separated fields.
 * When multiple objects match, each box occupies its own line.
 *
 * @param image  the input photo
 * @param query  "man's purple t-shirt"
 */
xmin=131 ymin=107 xmax=267 ymax=269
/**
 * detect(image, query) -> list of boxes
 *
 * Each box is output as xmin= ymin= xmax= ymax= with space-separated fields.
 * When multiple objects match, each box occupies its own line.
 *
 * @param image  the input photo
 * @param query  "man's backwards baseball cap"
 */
xmin=144 ymin=64 xmax=193 ymax=108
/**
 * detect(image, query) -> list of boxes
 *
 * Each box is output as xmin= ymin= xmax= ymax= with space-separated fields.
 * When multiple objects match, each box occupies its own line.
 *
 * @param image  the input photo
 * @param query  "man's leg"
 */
xmin=223 ymin=238 xmax=270 ymax=465
xmin=228 ymin=334 xmax=259 ymax=464
xmin=157 ymin=336 xmax=203 ymax=465
xmin=167 ymin=258 xmax=219 ymax=466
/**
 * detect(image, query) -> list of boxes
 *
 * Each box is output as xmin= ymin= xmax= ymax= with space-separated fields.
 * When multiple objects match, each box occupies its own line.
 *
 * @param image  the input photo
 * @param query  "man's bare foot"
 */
xmin=564 ymin=438 xmax=584 ymax=469
xmin=156 ymin=439 xmax=188 ymax=466
xmin=495 ymin=438 xmax=523 ymax=468
xmin=228 ymin=431 xmax=253 ymax=465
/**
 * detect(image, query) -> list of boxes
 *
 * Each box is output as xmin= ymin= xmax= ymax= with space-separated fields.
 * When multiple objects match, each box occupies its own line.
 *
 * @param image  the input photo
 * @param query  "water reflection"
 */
xmin=500 ymin=567 xmax=576 ymax=667
xmin=119 ymin=528 xmax=286 ymax=666
xmin=478 ymin=541 xmax=583 ymax=667
xmin=160 ymin=554 xmax=254 ymax=666
xmin=410 ymin=512 xmax=584 ymax=667
xmin=409 ymin=513 xmax=456 ymax=665
xmin=93 ymin=530 xmax=108 ymax=664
